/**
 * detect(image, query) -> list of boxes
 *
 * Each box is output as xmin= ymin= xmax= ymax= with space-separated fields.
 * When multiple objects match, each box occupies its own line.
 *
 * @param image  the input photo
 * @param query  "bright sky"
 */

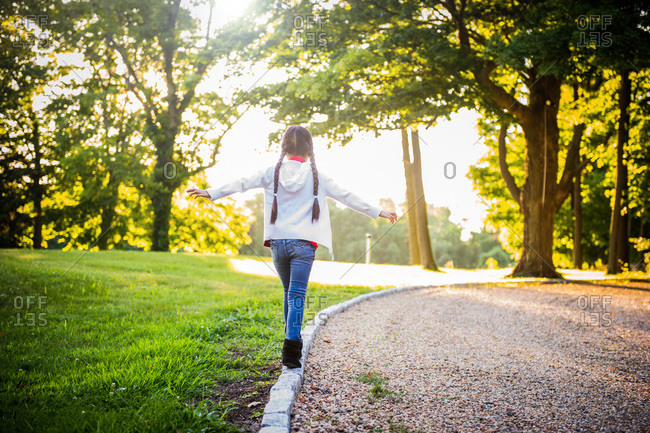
xmin=192 ymin=1 xmax=492 ymax=241
xmin=205 ymin=107 xmax=491 ymax=240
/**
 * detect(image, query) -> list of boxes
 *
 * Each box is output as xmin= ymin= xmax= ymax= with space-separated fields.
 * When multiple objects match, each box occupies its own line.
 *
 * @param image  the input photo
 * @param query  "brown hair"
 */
xmin=270 ymin=125 xmax=320 ymax=224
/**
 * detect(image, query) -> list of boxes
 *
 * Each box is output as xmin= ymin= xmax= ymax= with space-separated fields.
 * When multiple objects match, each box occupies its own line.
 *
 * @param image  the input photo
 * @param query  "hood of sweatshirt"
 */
xmin=279 ymin=160 xmax=312 ymax=193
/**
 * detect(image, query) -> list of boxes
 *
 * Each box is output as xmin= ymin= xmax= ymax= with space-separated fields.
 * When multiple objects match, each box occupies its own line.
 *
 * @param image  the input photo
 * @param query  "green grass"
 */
xmin=354 ymin=372 xmax=385 ymax=386
xmin=0 ymin=249 xmax=378 ymax=433
xmin=354 ymin=371 xmax=401 ymax=402
xmin=387 ymin=417 xmax=425 ymax=433
xmin=368 ymin=383 xmax=401 ymax=401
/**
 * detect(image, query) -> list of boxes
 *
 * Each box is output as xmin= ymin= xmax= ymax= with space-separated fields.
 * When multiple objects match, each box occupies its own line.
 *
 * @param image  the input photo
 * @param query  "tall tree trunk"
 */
xmin=477 ymin=56 xmax=587 ymax=278
xmin=150 ymin=137 xmax=176 ymax=251
xmin=618 ymin=148 xmax=629 ymax=267
xmin=638 ymin=218 xmax=647 ymax=273
xmin=30 ymin=112 xmax=43 ymax=249
xmin=513 ymin=193 xmax=558 ymax=277
xmin=149 ymin=16 xmax=182 ymax=252
xmin=151 ymin=189 xmax=173 ymax=251
xmin=511 ymin=76 xmax=562 ymax=278
xmin=98 ymin=206 xmax=116 ymax=251
xmin=607 ymin=70 xmax=631 ymax=274
xmin=98 ymin=170 xmax=118 ymax=251
xmin=410 ymin=129 xmax=438 ymax=271
xmin=401 ymin=128 xmax=420 ymax=265
xmin=571 ymin=84 xmax=583 ymax=270
xmin=573 ymin=169 xmax=583 ymax=269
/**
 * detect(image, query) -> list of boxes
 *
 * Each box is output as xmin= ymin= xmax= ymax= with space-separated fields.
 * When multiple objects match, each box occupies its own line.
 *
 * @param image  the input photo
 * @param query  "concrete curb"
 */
xmin=258 ymin=284 xmax=426 ymax=432
xmin=257 ymin=279 xmax=566 ymax=432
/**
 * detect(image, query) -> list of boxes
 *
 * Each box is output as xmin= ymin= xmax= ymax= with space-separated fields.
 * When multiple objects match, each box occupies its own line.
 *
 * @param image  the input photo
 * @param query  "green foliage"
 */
xmin=0 ymin=6 xmax=69 ymax=248
xmin=254 ymin=0 xmax=649 ymax=141
xmin=41 ymin=63 xmax=149 ymax=250
xmin=1 ymin=0 xmax=271 ymax=252
xmin=37 ymin=0 xmax=265 ymax=251
xmin=469 ymin=68 xmax=650 ymax=269
xmin=252 ymin=0 xmax=650 ymax=276
xmin=254 ymin=0 xmax=473 ymax=143
xmin=170 ymin=174 xmax=252 ymax=254
xmin=45 ymin=183 xmax=150 ymax=251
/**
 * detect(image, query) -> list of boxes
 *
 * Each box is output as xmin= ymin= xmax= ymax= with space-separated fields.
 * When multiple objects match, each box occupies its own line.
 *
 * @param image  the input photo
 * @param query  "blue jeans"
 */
xmin=270 ymin=239 xmax=316 ymax=342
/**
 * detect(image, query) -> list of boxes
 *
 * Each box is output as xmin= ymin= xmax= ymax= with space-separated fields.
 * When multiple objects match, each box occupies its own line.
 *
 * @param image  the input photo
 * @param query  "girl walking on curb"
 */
xmin=187 ymin=125 xmax=397 ymax=368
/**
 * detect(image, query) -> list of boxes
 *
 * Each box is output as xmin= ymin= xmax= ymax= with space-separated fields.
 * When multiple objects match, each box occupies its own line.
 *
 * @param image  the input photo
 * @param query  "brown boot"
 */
xmin=282 ymin=338 xmax=303 ymax=368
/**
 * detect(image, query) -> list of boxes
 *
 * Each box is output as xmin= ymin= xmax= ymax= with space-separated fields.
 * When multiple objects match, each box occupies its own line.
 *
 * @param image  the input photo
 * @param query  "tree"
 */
xmin=470 ymin=67 xmax=650 ymax=271
xmin=43 ymin=53 xmax=149 ymax=251
xmin=0 ymin=7 xmax=64 ymax=248
xmin=572 ymin=159 xmax=584 ymax=269
xmin=401 ymin=129 xmax=420 ymax=265
xmin=626 ymin=70 xmax=650 ymax=271
xmin=253 ymin=5 xmax=460 ymax=270
xmin=54 ymin=0 xmax=261 ymax=251
xmin=254 ymin=0 xmax=650 ymax=277
xmin=607 ymin=69 xmax=632 ymax=273
xmin=407 ymin=129 xmax=438 ymax=270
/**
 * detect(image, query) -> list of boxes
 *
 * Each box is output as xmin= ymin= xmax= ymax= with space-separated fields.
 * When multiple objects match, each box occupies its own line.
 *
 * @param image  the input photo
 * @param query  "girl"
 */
xmin=186 ymin=125 xmax=397 ymax=368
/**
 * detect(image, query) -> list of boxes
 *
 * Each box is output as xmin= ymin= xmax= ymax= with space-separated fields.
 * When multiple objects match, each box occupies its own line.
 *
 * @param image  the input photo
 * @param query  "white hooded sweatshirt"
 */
xmin=206 ymin=157 xmax=381 ymax=260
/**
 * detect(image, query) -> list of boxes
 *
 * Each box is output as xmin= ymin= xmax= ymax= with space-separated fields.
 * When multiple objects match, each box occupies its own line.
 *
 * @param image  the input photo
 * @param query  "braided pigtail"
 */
xmin=270 ymin=148 xmax=287 ymax=225
xmin=309 ymin=149 xmax=320 ymax=223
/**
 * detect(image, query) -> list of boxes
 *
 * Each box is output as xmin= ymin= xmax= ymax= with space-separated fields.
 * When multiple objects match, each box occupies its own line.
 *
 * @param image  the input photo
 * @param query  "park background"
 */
xmin=1 ymin=0 xmax=649 ymax=432
xmin=4 ymin=0 xmax=649 ymax=274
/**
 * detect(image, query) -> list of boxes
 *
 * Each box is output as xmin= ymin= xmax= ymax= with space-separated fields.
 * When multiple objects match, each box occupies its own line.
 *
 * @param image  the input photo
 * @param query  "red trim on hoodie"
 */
xmin=263 ymin=155 xmax=318 ymax=250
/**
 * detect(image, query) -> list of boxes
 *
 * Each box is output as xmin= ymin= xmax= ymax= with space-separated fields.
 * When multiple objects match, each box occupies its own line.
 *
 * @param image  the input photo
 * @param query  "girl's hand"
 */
xmin=186 ymin=188 xmax=210 ymax=199
xmin=379 ymin=210 xmax=398 ymax=224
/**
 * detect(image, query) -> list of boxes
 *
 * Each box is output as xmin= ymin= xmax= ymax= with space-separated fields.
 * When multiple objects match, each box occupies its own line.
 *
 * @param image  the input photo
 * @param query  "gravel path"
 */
xmin=291 ymin=282 xmax=650 ymax=432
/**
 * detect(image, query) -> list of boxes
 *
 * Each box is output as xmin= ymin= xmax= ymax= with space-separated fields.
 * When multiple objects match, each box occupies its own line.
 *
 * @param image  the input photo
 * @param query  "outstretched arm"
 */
xmin=186 ymin=188 xmax=210 ymax=198
xmin=186 ymin=167 xmax=272 ymax=201
xmin=379 ymin=209 xmax=398 ymax=223
xmin=321 ymin=173 xmax=397 ymax=223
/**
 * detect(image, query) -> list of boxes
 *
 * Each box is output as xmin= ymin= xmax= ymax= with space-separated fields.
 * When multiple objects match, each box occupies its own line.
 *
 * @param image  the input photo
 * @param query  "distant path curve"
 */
xmin=229 ymin=258 xmax=615 ymax=288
